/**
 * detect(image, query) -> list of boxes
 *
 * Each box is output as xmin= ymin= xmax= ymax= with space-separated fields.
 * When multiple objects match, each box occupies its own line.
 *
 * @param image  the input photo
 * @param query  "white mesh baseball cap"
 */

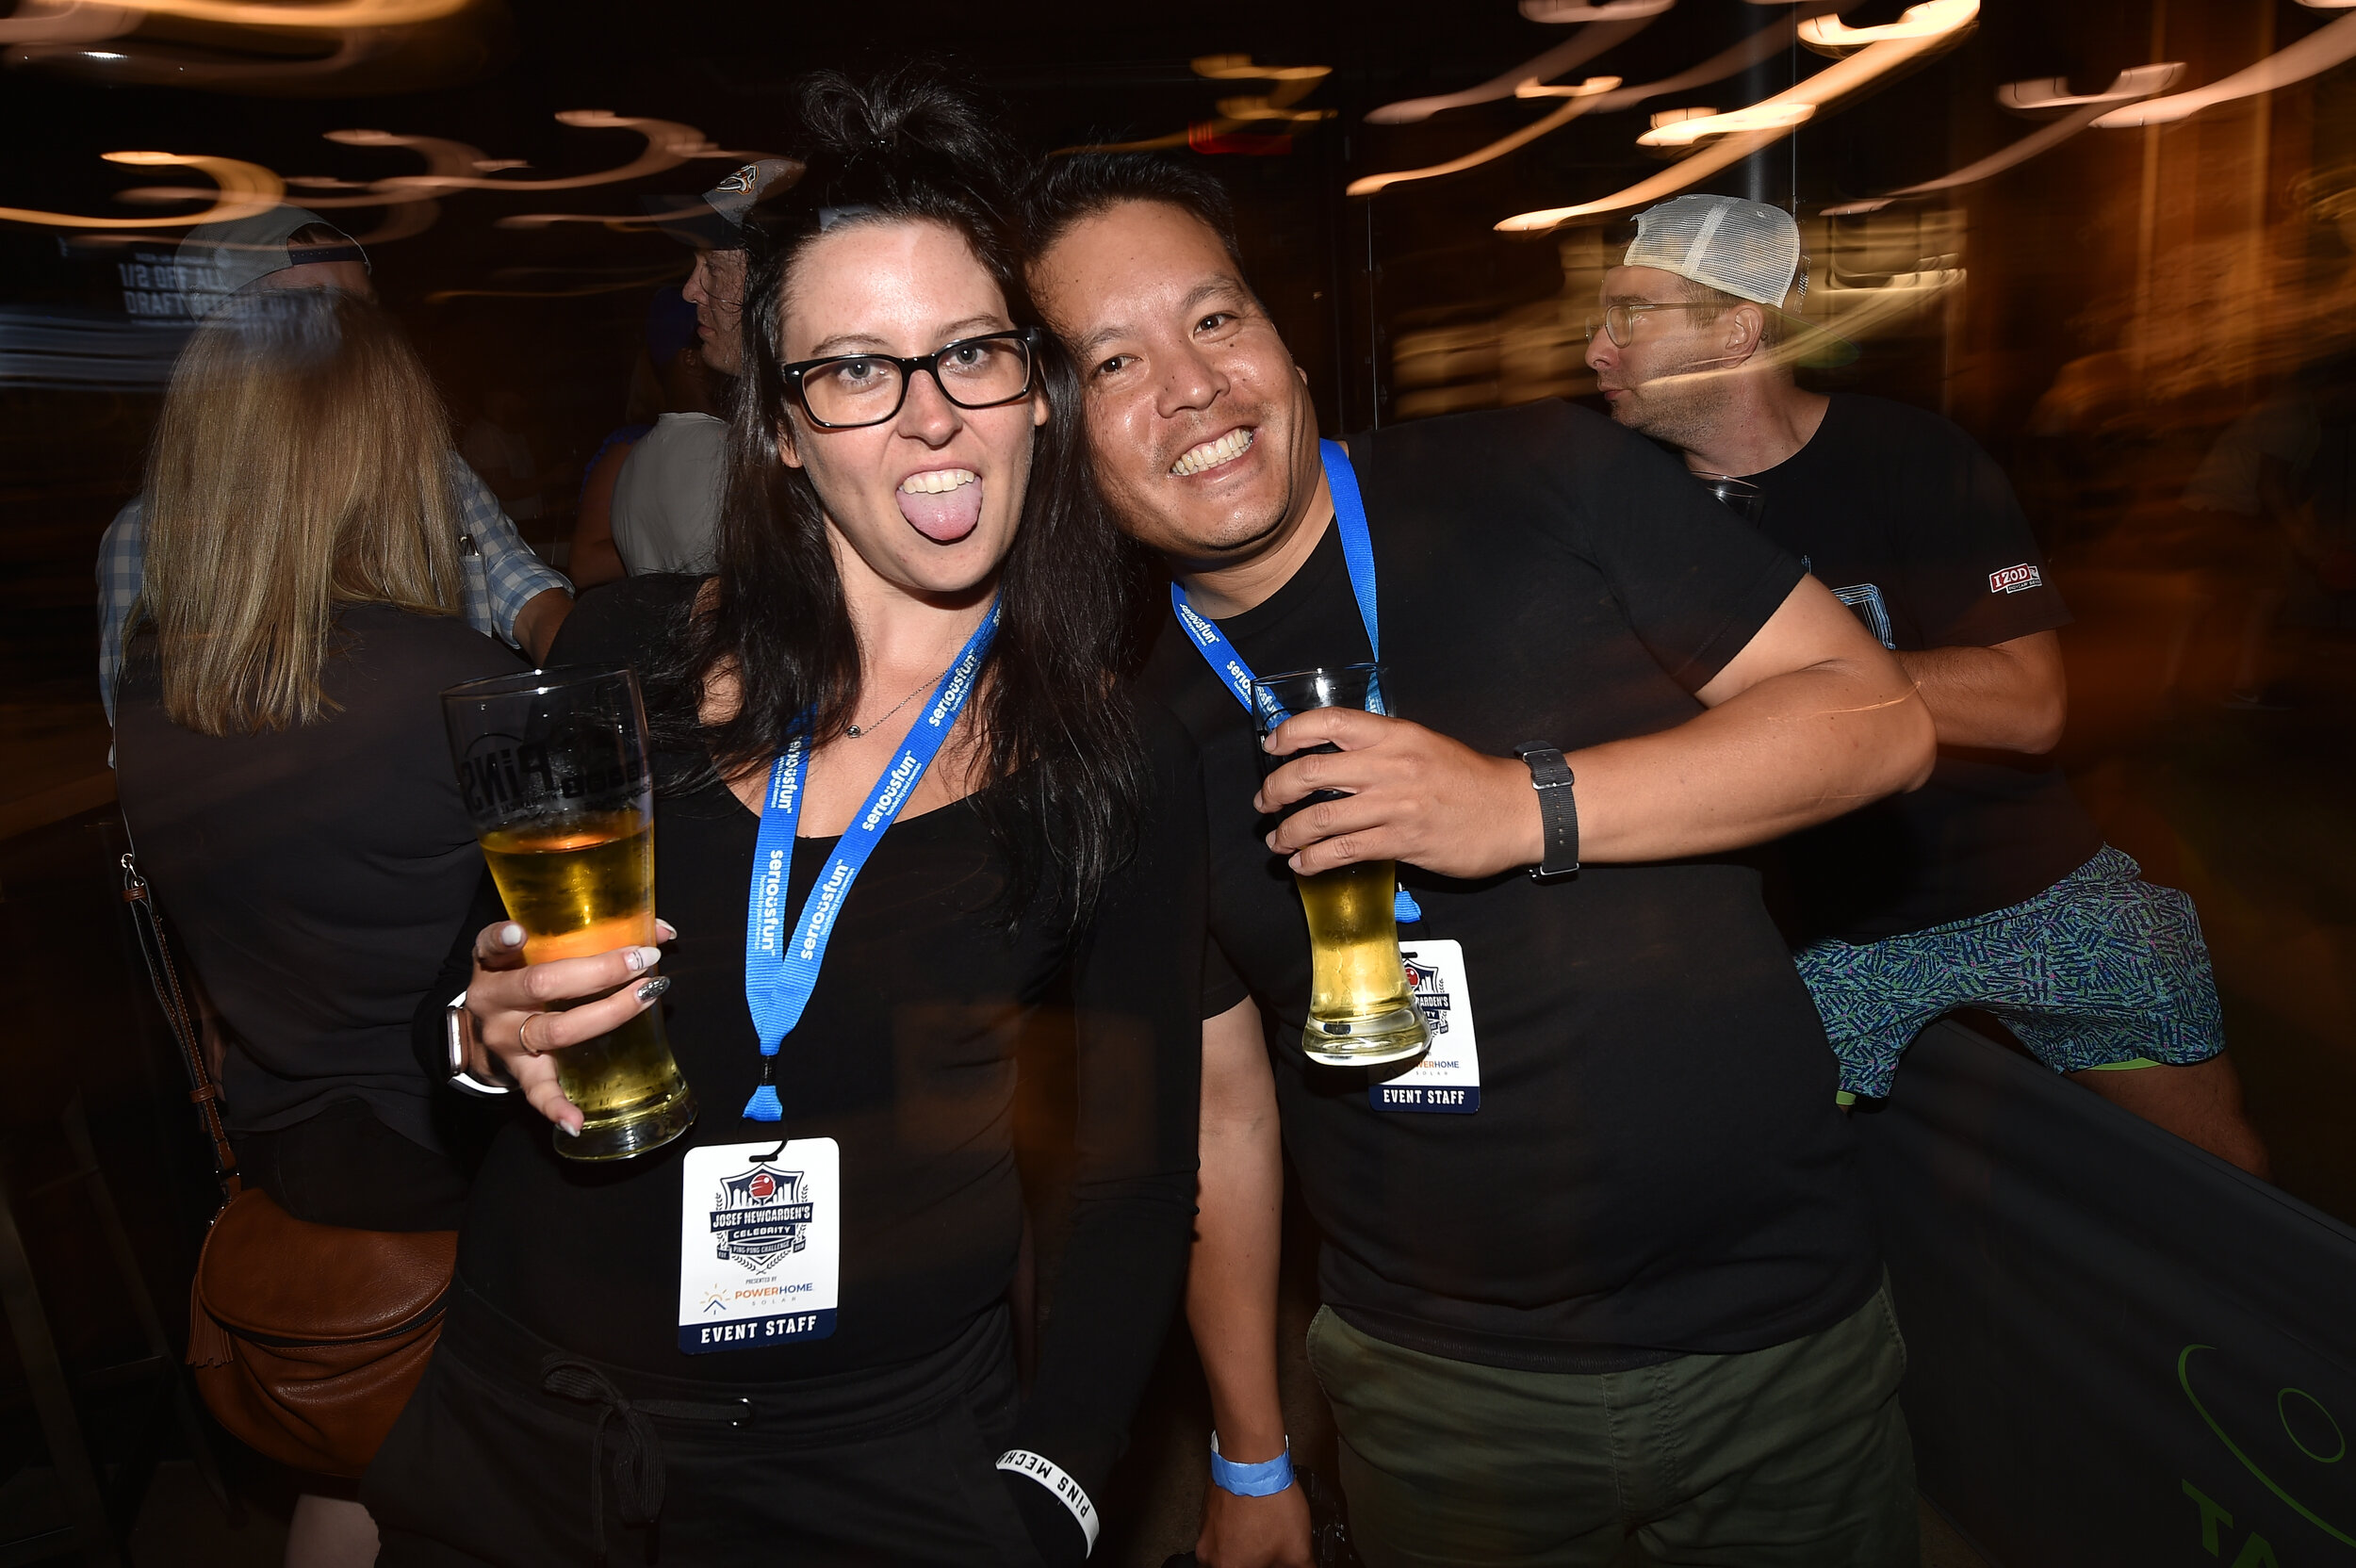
xmin=1627 ymin=194 xmax=1803 ymax=306
xmin=1624 ymin=194 xmax=1855 ymax=365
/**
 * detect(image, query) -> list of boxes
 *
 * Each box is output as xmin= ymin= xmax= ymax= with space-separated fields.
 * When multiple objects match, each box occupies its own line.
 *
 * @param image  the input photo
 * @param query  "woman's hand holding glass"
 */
xmin=458 ymin=918 xmax=677 ymax=1135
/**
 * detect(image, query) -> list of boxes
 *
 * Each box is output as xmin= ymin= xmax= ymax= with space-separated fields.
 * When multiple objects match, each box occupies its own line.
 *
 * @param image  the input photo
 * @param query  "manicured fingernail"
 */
xmin=499 ymin=923 xmax=525 ymax=947
xmin=624 ymin=946 xmax=649 ymax=972
xmin=559 ymin=1119 xmax=581 ymax=1137
xmin=656 ymin=920 xmax=679 ymax=940
xmin=636 ymin=976 xmax=671 ymax=1003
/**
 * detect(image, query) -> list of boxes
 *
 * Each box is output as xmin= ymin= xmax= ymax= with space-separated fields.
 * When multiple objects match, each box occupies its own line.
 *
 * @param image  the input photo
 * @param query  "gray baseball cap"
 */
xmin=1625 ymin=195 xmax=1856 ymax=368
xmin=644 ymin=157 xmax=801 ymax=250
xmin=174 ymin=206 xmax=368 ymax=319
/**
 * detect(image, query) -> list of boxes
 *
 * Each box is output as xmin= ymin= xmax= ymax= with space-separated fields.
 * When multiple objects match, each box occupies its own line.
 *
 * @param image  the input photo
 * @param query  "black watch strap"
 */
xmin=1513 ymin=743 xmax=1579 ymax=880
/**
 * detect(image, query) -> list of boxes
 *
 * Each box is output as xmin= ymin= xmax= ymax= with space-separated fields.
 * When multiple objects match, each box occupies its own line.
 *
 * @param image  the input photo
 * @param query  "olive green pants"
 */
xmin=1306 ymin=1283 xmax=1918 ymax=1568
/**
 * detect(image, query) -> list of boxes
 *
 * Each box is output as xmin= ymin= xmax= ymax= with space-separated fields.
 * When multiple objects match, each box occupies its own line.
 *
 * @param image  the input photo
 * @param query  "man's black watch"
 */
xmin=1513 ymin=743 xmax=1579 ymax=881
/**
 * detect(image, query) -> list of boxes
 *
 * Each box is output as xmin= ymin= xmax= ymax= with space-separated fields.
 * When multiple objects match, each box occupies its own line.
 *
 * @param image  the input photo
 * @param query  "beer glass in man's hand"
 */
xmin=442 ymin=667 xmax=697 ymax=1160
xmin=1249 ymin=666 xmax=1431 ymax=1070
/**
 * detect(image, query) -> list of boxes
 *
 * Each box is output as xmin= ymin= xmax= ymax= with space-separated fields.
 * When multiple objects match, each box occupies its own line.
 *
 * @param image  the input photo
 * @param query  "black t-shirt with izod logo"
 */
xmin=1741 ymin=393 xmax=2103 ymax=944
xmin=1145 ymin=400 xmax=1878 ymax=1375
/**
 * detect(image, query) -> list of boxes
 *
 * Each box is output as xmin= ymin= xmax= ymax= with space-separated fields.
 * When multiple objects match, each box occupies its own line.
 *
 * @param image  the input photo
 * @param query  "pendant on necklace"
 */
xmin=845 ymin=724 xmax=865 ymax=738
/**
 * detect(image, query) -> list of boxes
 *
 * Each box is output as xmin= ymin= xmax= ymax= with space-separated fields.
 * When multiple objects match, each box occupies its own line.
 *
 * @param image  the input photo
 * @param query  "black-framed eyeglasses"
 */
xmin=1581 ymin=302 xmax=1713 ymax=349
xmin=781 ymin=328 xmax=1042 ymax=430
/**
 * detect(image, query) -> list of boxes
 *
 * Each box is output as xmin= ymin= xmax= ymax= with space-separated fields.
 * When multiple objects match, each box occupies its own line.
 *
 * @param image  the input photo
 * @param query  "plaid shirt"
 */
xmin=96 ymin=456 xmax=569 ymax=722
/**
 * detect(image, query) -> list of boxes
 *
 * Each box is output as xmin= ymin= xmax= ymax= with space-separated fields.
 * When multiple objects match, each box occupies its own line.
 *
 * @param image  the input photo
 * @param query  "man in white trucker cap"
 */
xmin=1586 ymin=193 xmax=2270 ymax=1176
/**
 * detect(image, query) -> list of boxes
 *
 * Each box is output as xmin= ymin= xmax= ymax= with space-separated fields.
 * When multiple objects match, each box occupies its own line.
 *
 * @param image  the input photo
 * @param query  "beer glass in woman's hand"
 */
xmin=442 ymin=667 xmax=697 ymax=1160
xmin=1248 ymin=665 xmax=1431 ymax=1070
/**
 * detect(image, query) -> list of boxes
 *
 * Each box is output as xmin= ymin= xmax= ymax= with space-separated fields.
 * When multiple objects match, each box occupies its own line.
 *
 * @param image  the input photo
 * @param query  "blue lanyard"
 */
xmin=1170 ymin=439 xmax=1421 ymax=924
xmin=739 ymin=601 xmax=1001 ymax=1121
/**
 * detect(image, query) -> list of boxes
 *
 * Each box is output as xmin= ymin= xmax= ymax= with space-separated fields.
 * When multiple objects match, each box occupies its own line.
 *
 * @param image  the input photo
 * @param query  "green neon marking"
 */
xmin=2086 ymin=1056 xmax=2163 ymax=1071
xmin=2179 ymin=1345 xmax=2356 ymax=1548
xmin=2184 ymin=1478 xmax=2233 ymax=1555
xmin=2279 ymin=1387 xmax=2347 ymax=1465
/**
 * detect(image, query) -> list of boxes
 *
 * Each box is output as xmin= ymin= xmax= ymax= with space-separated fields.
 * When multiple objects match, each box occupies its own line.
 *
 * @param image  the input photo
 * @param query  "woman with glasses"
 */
xmin=366 ymin=66 xmax=1203 ymax=1568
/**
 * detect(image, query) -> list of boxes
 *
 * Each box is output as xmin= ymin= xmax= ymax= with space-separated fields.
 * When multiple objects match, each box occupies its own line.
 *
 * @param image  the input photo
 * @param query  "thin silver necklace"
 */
xmin=844 ymin=661 xmax=954 ymax=739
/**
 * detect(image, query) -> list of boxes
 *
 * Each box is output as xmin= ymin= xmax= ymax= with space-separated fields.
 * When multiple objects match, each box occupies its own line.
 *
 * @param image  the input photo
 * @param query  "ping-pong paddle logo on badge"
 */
xmin=712 ymin=1163 xmax=814 ymax=1273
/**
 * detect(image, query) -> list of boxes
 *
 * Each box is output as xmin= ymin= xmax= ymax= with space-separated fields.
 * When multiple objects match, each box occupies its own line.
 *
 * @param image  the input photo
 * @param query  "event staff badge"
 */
xmin=678 ymin=1138 xmax=839 ymax=1353
xmin=1370 ymin=939 xmax=1481 ymax=1113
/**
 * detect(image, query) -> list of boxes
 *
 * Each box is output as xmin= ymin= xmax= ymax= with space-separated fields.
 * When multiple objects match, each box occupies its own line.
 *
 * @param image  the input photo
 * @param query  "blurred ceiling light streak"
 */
xmin=1194 ymin=52 xmax=1333 ymax=124
xmin=0 ymin=2 xmax=135 ymax=42
xmin=307 ymin=116 xmax=749 ymax=237
xmin=1365 ymin=15 xmax=1657 ymax=126
xmin=1349 ymin=13 xmax=1822 ymax=197
xmin=10 ymin=26 xmax=381 ymax=85
xmin=1497 ymin=0 xmax=1976 ymax=231
xmin=1059 ymin=56 xmax=1333 ymax=155
xmin=90 ymin=0 xmax=466 ymax=24
xmin=0 ymin=0 xmax=463 ymax=49
xmin=15 ymin=112 xmax=740 ymax=253
xmin=1347 ymin=78 xmax=1618 ymax=196
xmin=0 ymin=150 xmax=281 ymax=230
xmin=1517 ymin=0 xmax=1672 ymax=20
xmin=1819 ymin=63 xmax=2184 ymax=214
xmin=1997 ymin=69 xmax=2181 ymax=111
xmin=1636 ymin=102 xmax=1813 ymax=145
xmin=1797 ymin=0 xmax=1975 ymax=54
xmin=1517 ymin=74 xmax=1624 ymax=99
xmin=2093 ymin=11 xmax=2356 ymax=128
xmin=330 ymin=113 xmax=725 ymax=192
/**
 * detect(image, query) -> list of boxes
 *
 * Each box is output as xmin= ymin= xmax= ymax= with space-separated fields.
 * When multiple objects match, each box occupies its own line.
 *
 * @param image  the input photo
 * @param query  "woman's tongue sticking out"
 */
xmin=897 ymin=468 xmax=983 ymax=544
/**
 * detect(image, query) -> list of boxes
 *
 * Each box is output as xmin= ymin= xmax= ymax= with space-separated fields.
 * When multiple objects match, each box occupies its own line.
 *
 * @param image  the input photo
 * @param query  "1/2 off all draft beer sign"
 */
xmin=678 ymin=1138 xmax=840 ymax=1352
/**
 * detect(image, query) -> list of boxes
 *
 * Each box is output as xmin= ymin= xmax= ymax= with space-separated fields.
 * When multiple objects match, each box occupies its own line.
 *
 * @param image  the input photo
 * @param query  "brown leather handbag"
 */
xmin=123 ymin=848 xmax=457 ymax=1478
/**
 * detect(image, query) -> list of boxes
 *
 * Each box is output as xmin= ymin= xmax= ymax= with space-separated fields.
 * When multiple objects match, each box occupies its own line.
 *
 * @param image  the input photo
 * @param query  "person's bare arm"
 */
xmin=568 ymin=441 xmax=635 ymax=590
xmin=1190 ymin=998 xmax=1312 ymax=1568
xmin=1257 ymin=576 xmax=1936 ymax=878
xmin=1893 ymin=631 xmax=2065 ymax=753
xmin=510 ymin=587 xmax=572 ymax=665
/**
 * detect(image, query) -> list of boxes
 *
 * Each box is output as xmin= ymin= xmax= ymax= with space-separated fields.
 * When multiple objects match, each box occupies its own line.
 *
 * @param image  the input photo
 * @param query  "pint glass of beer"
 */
xmin=1248 ymin=665 xmax=1431 ymax=1070
xmin=441 ymin=666 xmax=696 ymax=1161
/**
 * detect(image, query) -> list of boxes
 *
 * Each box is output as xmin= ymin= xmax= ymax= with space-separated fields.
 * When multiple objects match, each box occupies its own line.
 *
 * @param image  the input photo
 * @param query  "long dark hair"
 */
xmin=657 ymin=64 xmax=1151 ymax=924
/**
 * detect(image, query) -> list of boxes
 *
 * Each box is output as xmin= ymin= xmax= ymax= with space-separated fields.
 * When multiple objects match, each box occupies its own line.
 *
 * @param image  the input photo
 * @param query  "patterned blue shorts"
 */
xmin=1793 ymin=845 xmax=2225 ymax=1100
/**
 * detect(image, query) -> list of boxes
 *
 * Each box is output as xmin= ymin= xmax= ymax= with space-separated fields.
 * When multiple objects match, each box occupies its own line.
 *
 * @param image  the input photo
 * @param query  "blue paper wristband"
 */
xmin=1208 ymin=1433 xmax=1295 ymax=1498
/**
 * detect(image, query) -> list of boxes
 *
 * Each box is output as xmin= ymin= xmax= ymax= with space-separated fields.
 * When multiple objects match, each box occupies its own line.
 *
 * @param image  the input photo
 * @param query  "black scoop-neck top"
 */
xmin=450 ymin=576 xmax=1207 ymax=1497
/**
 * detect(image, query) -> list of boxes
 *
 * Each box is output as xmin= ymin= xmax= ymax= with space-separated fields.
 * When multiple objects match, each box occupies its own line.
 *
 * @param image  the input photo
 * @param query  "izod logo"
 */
xmin=1988 ymin=563 xmax=2043 ymax=595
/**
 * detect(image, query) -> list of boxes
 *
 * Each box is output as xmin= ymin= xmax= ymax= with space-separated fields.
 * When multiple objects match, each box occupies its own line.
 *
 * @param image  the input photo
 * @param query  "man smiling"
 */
xmin=1027 ymin=156 xmax=1937 ymax=1568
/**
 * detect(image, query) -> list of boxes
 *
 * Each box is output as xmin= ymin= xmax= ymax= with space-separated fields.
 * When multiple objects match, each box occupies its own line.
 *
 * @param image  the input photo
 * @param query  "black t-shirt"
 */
xmin=1742 ymin=394 xmax=2103 ymax=943
xmin=452 ymin=579 xmax=1205 ymax=1498
xmin=115 ymin=603 xmax=525 ymax=1152
xmin=1145 ymin=400 xmax=1877 ymax=1373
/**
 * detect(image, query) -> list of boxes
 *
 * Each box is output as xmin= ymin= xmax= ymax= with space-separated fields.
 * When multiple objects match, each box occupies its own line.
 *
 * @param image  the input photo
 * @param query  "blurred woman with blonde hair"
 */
xmin=114 ymin=286 xmax=524 ymax=1567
